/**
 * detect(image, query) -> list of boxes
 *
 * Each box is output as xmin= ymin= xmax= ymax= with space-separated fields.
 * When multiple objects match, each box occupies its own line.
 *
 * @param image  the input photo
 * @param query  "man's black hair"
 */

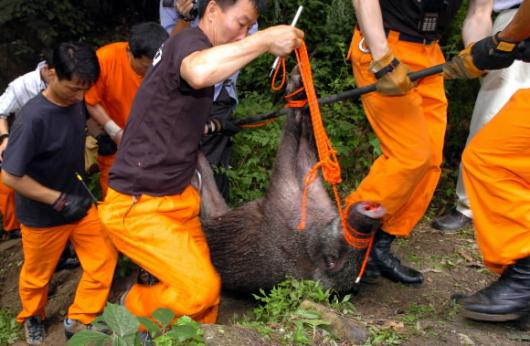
xmin=198 ymin=0 xmax=267 ymax=19
xmin=128 ymin=22 xmax=169 ymax=59
xmin=48 ymin=42 xmax=100 ymax=84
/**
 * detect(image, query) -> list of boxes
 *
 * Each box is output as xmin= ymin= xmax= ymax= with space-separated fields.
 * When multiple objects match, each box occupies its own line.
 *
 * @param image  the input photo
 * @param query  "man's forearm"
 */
xmin=462 ymin=0 xmax=493 ymax=45
xmin=86 ymin=103 xmax=111 ymax=127
xmin=181 ymin=31 xmax=269 ymax=89
xmin=2 ymin=171 xmax=60 ymax=205
xmin=86 ymin=103 xmax=121 ymax=139
xmin=499 ymin=0 xmax=530 ymax=41
xmin=352 ymin=0 xmax=388 ymax=60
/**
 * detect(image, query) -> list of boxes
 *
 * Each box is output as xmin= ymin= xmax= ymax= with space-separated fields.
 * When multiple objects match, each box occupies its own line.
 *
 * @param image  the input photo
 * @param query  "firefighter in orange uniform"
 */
xmin=85 ymin=22 xmax=168 ymax=197
xmin=444 ymin=0 xmax=530 ymax=323
xmin=347 ymin=0 xmax=494 ymax=285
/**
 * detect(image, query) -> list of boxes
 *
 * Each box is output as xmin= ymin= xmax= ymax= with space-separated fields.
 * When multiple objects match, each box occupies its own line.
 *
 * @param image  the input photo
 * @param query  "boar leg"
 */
xmin=196 ymin=152 xmax=229 ymax=219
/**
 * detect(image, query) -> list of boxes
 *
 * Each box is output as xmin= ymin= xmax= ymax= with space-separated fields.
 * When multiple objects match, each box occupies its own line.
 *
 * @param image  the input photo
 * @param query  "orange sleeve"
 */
xmin=85 ymin=45 xmax=113 ymax=106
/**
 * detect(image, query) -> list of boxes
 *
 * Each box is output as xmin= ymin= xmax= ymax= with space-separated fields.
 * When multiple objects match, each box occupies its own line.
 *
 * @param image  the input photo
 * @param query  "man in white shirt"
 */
xmin=0 ymin=61 xmax=49 ymax=156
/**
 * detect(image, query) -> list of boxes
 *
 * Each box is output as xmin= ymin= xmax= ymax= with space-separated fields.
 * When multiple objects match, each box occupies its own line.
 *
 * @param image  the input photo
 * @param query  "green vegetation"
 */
xmin=67 ymin=279 xmax=358 ymax=345
xmin=401 ymin=303 xmax=436 ymax=326
xmin=238 ymin=278 xmax=355 ymax=345
xmin=0 ymin=309 xmax=21 ymax=345
xmin=68 ymin=303 xmax=204 ymax=346
xmin=364 ymin=326 xmax=403 ymax=346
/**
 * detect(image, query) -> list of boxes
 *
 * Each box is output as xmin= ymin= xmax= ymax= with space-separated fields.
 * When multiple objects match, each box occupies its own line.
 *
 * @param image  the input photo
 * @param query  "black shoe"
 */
xmin=460 ymin=257 xmax=530 ymax=322
xmin=0 ymin=229 xmax=21 ymax=240
xmin=24 ymin=316 xmax=45 ymax=345
xmin=371 ymin=230 xmax=423 ymax=285
xmin=8 ymin=229 xmax=21 ymax=239
xmin=55 ymin=243 xmax=80 ymax=272
xmin=431 ymin=209 xmax=471 ymax=232
xmin=55 ymin=256 xmax=80 ymax=271
xmin=137 ymin=268 xmax=160 ymax=286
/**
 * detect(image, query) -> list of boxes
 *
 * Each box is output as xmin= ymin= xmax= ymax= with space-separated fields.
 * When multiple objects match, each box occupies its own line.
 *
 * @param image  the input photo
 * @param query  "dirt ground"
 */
xmin=1 ymin=219 xmax=530 ymax=345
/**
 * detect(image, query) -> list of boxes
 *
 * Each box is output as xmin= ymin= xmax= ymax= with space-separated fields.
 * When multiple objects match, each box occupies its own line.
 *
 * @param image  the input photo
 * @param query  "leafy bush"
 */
xmin=0 ymin=309 xmax=21 ymax=345
xmin=68 ymin=303 xmax=204 ymax=346
xmin=239 ymin=278 xmax=355 ymax=345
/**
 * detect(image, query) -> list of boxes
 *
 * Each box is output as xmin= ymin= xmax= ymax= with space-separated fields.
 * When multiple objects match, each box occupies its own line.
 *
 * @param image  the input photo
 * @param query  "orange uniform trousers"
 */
xmin=345 ymin=29 xmax=447 ymax=236
xmin=0 ymin=176 xmax=20 ymax=231
xmin=97 ymin=154 xmax=115 ymax=198
xmin=98 ymin=186 xmax=221 ymax=323
xmin=16 ymin=207 xmax=117 ymax=324
xmin=462 ymin=88 xmax=530 ymax=273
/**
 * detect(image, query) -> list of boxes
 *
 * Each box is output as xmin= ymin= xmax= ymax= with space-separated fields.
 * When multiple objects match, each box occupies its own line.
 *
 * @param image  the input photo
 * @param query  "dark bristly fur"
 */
xmin=198 ymin=68 xmax=373 ymax=293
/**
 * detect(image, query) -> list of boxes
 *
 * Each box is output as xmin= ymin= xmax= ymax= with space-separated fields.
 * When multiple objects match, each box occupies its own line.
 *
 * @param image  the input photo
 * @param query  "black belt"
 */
xmin=385 ymin=29 xmax=436 ymax=45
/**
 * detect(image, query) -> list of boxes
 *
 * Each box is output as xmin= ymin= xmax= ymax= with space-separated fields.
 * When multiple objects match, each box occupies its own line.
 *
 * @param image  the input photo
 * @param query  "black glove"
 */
xmin=516 ymin=39 xmax=530 ymax=63
xmin=471 ymin=32 xmax=519 ymax=70
xmin=206 ymin=117 xmax=240 ymax=136
xmin=96 ymin=133 xmax=118 ymax=156
xmin=52 ymin=193 xmax=92 ymax=223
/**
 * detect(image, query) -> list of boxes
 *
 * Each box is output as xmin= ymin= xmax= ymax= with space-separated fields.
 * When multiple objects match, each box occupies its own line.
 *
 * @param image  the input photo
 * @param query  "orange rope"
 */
xmin=271 ymin=41 xmax=374 ymax=283
xmin=271 ymin=58 xmax=287 ymax=91
xmin=240 ymin=119 xmax=277 ymax=128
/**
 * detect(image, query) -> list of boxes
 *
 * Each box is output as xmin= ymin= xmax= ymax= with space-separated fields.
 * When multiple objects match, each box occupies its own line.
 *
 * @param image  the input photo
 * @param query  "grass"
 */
xmin=237 ymin=278 xmax=357 ymax=345
xmin=0 ymin=309 xmax=21 ymax=345
xmin=400 ymin=303 xmax=436 ymax=326
xmin=364 ymin=326 xmax=403 ymax=346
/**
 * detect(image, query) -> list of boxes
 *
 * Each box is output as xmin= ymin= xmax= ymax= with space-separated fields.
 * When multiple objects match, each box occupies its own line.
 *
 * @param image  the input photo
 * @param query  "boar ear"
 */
xmin=196 ymin=151 xmax=229 ymax=218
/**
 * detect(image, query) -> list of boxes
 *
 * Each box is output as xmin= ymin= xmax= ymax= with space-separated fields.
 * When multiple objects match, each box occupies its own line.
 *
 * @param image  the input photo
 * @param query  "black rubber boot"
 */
xmin=460 ymin=256 xmax=530 ymax=322
xmin=371 ymin=230 xmax=423 ymax=285
xmin=55 ymin=242 xmax=80 ymax=272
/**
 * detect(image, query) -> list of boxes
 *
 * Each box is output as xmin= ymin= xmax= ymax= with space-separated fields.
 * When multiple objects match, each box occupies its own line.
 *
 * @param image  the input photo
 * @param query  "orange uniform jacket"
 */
xmin=85 ymin=42 xmax=143 ymax=196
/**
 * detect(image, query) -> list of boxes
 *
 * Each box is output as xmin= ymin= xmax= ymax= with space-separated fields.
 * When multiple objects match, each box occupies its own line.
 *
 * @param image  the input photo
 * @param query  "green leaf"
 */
xmin=152 ymin=308 xmax=175 ymax=328
xmin=172 ymin=324 xmax=199 ymax=341
xmin=294 ymin=309 xmax=321 ymax=320
xmin=102 ymin=303 xmax=139 ymax=337
xmin=67 ymin=330 xmax=111 ymax=346
xmin=302 ymin=319 xmax=330 ymax=329
xmin=137 ymin=317 xmax=161 ymax=336
xmin=163 ymin=327 xmax=198 ymax=343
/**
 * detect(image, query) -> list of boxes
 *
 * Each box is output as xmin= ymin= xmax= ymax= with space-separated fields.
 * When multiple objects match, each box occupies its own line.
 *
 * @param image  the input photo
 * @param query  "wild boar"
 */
xmin=199 ymin=70 xmax=384 ymax=293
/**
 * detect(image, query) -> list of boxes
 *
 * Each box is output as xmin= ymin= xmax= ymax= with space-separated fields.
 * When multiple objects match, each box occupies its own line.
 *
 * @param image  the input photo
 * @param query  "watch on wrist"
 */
xmin=372 ymin=58 xmax=400 ymax=79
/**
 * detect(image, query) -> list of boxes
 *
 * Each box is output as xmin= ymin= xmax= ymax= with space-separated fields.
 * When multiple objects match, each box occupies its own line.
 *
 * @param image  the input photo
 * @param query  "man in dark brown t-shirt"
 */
xmin=98 ymin=0 xmax=304 ymax=325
